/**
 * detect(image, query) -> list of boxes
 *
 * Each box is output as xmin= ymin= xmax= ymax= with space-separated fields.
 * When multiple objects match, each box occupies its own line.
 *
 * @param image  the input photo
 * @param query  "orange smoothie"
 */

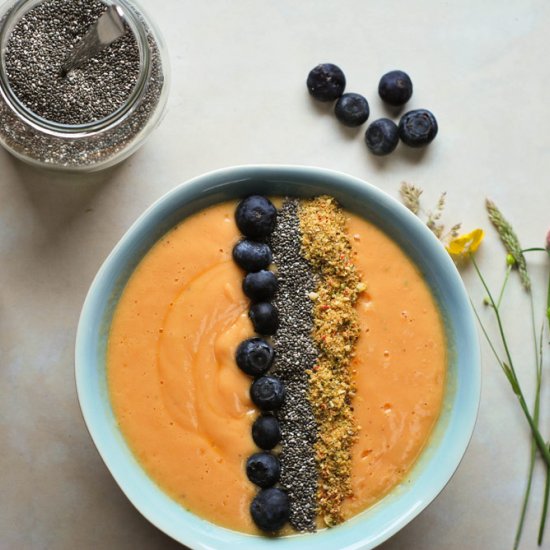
xmin=107 ymin=200 xmax=446 ymax=534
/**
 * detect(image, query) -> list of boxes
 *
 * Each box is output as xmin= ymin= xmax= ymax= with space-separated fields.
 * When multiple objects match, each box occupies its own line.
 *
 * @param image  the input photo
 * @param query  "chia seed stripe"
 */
xmin=269 ymin=198 xmax=318 ymax=532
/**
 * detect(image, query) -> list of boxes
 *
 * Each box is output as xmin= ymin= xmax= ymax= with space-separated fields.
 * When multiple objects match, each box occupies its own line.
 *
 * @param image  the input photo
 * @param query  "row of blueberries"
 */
xmin=232 ymin=196 xmax=291 ymax=533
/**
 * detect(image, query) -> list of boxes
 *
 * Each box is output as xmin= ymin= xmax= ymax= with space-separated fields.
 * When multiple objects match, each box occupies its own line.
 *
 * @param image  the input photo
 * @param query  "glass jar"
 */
xmin=0 ymin=0 xmax=170 ymax=171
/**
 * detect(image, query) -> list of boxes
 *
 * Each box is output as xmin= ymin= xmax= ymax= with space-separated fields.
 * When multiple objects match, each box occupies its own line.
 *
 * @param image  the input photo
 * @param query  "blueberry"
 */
xmin=235 ymin=338 xmax=274 ymax=377
xmin=250 ymin=376 xmax=285 ymax=411
xmin=334 ymin=93 xmax=370 ymax=127
xmin=246 ymin=452 xmax=281 ymax=488
xmin=306 ymin=63 xmax=346 ymax=102
xmin=232 ymin=240 xmax=272 ymax=272
xmin=249 ymin=302 xmax=279 ymax=335
xmin=243 ymin=270 xmax=278 ymax=302
xmin=252 ymin=414 xmax=281 ymax=450
xmin=398 ymin=109 xmax=438 ymax=147
xmin=235 ymin=196 xmax=277 ymax=239
xmin=378 ymin=70 xmax=413 ymax=106
xmin=250 ymin=488 xmax=290 ymax=532
xmin=365 ymin=118 xmax=399 ymax=156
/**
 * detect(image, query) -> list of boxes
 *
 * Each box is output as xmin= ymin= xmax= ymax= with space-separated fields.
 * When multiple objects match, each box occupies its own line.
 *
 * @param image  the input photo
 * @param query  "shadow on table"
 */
xmin=1 ymin=149 xmax=126 ymax=240
xmin=366 ymin=142 xmax=432 ymax=172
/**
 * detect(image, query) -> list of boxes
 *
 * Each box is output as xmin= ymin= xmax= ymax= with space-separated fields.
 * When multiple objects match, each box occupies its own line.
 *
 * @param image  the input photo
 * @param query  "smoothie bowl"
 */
xmin=75 ymin=165 xmax=480 ymax=549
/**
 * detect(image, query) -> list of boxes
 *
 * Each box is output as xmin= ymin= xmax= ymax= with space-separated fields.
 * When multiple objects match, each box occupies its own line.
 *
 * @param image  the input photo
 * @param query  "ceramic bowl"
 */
xmin=75 ymin=165 xmax=480 ymax=549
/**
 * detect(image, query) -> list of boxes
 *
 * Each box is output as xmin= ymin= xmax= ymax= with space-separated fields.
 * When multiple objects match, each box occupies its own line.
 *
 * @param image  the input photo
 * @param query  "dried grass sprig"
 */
xmin=399 ymin=182 xmax=462 ymax=246
xmin=485 ymin=199 xmax=531 ymax=291
xmin=399 ymin=182 xmax=422 ymax=215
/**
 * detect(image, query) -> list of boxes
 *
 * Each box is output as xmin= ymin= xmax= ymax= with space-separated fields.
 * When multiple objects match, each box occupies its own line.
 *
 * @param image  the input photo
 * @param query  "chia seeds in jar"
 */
xmin=0 ymin=0 xmax=169 ymax=171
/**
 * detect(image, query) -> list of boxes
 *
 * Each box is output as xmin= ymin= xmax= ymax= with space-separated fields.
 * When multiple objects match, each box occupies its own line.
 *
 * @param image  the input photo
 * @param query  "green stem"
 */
xmin=470 ymin=254 xmax=550 ymax=468
xmin=497 ymin=264 xmax=513 ymax=309
xmin=514 ymin=299 xmax=542 ymax=549
xmin=521 ymin=247 xmax=550 ymax=330
xmin=471 ymin=255 xmax=517 ymax=375
xmin=470 ymin=300 xmax=505 ymax=368
xmin=537 ymin=320 xmax=549 ymax=546
xmin=470 ymin=300 xmax=517 ymax=387
xmin=515 ymin=447 xmax=537 ymax=550
xmin=540 ymin=450 xmax=550 ymax=545
xmin=546 ymin=253 xmax=550 ymax=331
xmin=514 ymin=381 xmax=550 ymax=468
xmin=541 ymin=253 xmax=550 ymax=545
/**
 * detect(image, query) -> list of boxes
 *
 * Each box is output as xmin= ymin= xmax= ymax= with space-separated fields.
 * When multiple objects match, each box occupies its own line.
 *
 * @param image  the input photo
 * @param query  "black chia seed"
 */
xmin=269 ymin=198 xmax=319 ymax=532
xmin=5 ymin=0 xmax=140 ymax=125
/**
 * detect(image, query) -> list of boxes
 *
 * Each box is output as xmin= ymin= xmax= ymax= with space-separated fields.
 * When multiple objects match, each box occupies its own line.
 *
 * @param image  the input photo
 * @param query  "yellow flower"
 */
xmin=446 ymin=228 xmax=484 ymax=258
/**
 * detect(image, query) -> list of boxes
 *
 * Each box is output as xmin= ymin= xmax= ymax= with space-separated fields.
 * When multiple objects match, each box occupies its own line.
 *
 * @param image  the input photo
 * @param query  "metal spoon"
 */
xmin=60 ymin=4 xmax=127 ymax=76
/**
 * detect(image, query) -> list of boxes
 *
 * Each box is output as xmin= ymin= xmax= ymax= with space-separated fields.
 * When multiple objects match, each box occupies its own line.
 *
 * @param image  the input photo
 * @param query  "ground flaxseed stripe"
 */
xmin=269 ymin=198 xmax=318 ymax=532
xmin=299 ymin=196 xmax=364 ymax=527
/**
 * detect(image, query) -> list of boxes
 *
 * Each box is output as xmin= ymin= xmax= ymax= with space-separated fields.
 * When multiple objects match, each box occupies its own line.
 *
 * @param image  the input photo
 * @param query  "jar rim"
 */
xmin=0 ymin=0 xmax=151 ymax=136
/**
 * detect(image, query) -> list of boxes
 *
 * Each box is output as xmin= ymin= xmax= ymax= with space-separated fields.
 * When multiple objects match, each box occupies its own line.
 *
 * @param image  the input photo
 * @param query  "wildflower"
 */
xmin=446 ymin=228 xmax=484 ymax=258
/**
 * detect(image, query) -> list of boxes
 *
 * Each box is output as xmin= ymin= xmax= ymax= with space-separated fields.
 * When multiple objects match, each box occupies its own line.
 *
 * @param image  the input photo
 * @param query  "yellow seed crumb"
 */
xmin=299 ymin=196 xmax=364 ymax=527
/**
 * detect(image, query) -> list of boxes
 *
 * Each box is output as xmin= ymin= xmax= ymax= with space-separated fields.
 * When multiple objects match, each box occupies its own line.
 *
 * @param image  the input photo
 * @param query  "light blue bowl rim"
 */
xmin=75 ymin=164 xmax=481 ymax=550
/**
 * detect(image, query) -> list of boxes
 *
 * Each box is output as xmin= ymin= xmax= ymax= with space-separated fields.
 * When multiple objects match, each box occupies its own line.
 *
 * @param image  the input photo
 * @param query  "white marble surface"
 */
xmin=1 ymin=0 xmax=550 ymax=548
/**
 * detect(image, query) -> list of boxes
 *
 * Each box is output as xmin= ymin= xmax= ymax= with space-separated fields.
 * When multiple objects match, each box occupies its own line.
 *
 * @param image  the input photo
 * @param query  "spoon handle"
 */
xmin=61 ymin=5 xmax=126 ymax=75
